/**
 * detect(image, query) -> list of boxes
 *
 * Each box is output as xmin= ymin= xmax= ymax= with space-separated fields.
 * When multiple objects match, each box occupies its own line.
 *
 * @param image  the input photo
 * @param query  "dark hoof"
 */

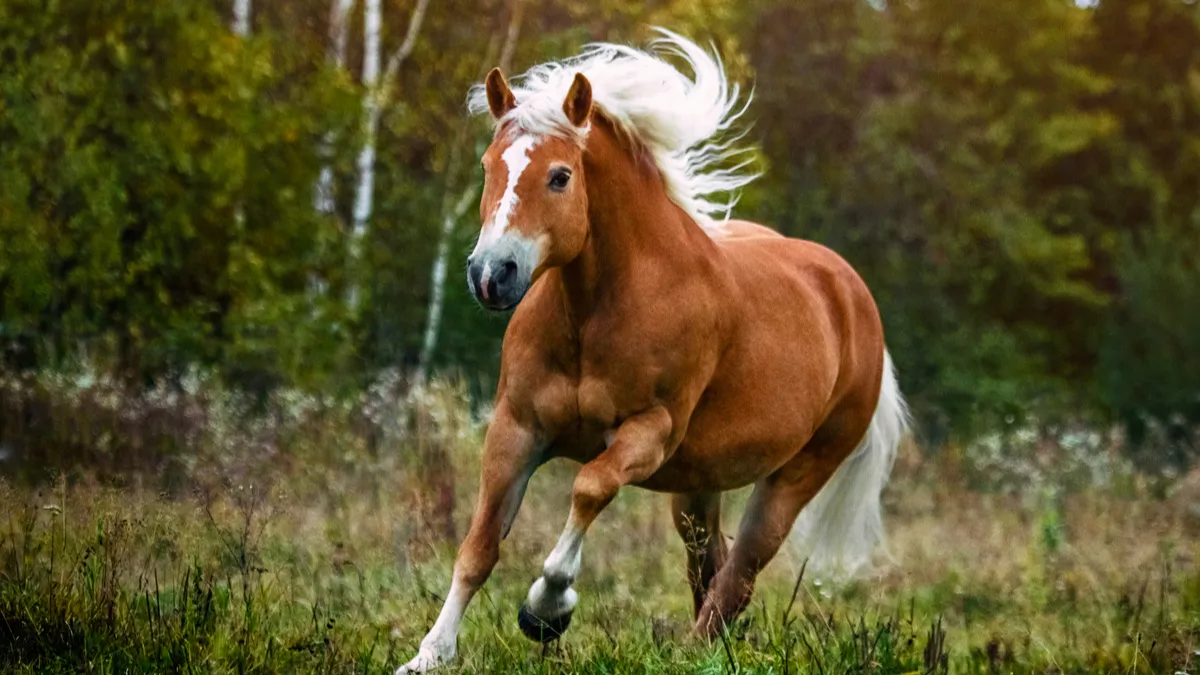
xmin=517 ymin=603 xmax=572 ymax=643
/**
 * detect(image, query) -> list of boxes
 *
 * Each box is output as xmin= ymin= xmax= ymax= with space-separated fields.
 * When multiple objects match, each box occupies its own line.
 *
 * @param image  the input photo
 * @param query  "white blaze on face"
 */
xmin=475 ymin=134 xmax=542 ymax=252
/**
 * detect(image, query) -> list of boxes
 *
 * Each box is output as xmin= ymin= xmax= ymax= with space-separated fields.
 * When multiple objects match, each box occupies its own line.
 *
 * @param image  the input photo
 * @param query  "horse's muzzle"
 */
xmin=467 ymin=255 xmax=527 ymax=311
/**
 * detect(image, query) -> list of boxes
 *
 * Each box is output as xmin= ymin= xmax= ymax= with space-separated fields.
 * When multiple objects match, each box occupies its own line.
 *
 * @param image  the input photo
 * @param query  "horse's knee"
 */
xmin=571 ymin=465 xmax=620 ymax=517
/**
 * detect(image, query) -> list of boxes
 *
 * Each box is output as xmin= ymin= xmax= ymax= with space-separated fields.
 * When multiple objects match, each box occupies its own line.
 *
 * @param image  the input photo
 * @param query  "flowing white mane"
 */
xmin=466 ymin=28 xmax=758 ymax=228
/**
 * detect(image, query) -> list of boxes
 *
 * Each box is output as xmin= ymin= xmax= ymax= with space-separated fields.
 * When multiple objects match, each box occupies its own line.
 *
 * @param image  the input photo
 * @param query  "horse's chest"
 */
xmin=526 ymin=373 xmax=627 ymax=461
xmin=575 ymin=376 xmax=618 ymax=427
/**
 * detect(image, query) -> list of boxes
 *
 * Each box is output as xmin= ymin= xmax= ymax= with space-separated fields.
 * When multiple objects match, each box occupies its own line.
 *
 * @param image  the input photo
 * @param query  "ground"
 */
xmin=2 ymin=393 xmax=1199 ymax=674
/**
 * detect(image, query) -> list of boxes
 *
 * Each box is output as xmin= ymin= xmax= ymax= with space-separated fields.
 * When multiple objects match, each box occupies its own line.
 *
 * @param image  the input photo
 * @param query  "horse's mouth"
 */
xmin=477 ymin=290 xmax=526 ymax=312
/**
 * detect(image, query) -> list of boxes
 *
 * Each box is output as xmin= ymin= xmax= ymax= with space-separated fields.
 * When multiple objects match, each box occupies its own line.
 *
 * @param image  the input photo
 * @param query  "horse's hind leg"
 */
xmin=691 ymin=446 xmax=845 ymax=638
xmin=671 ymin=492 xmax=727 ymax=619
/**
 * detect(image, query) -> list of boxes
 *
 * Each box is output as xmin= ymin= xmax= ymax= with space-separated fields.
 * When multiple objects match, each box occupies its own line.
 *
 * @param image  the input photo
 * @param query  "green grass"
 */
xmin=2 ymin=391 xmax=1200 ymax=673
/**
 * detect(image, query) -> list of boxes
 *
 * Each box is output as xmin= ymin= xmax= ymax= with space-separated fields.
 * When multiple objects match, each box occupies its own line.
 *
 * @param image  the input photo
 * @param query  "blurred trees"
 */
xmin=0 ymin=0 xmax=1198 ymax=459
xmin=0 ymin=0 xmax=359 ymax=393
xmin=744 ymin=0 xmax=1200 ymax=456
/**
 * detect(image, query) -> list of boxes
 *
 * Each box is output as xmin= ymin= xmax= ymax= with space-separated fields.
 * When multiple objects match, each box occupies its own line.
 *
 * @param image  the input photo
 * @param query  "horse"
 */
xmin=396 ymin=29 xmax=909 ymax=674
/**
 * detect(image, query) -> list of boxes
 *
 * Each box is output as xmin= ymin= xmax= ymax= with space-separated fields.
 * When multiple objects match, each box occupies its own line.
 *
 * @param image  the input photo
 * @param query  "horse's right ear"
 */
xmin=485 ymin=68 xmax=517 ymax=120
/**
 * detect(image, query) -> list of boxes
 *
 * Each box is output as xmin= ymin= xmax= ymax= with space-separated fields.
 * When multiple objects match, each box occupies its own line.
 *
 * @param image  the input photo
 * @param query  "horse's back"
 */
xmin=709 ymin=219 xmax=783 ymax=241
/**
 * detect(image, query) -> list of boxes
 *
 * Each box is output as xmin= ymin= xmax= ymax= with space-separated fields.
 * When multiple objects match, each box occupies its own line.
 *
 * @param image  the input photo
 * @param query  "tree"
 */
xmin=740 ymin=0 xmax=1115 ymax=440
xmin=1090 ymin=0 xmax=1200 ymax=470
xmin=347 ymin=0 xmax=431 ymax=311
xmin=0 ymin=0 xmax=357 ymax=387
xmin=315 ymin=0 xmax=357 ymax=218
xmin=233 ymin=0 xmax=252 ymax=36
xmin=416 ymin=0 xmax=526 ymax=382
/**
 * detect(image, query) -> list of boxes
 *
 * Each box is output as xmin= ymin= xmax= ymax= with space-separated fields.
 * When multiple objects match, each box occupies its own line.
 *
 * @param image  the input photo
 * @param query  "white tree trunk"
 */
xmin=232 ymin=0 xmax=251 ymax=233
xmin=232 ymin=0 xmax=251 ymax=37
xmin=348 ymin=0 xmax=381 ymax=308
xmin=314 ymin=0 xmax=356 ymax=217
xmin=348 ymin=0 xmax=430 ymax=311
xmin=329 ymin=0 xmax=355 ymax=69
xmin=416 ymin=184 xmax=479 ymax=379
xmin=415 ymin=0 xmax=524 ymax=380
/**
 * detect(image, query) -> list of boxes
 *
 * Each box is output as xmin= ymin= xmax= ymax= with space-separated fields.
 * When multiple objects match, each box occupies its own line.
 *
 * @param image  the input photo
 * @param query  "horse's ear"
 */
xmin=485 ymin=68 xmax=517 ymax=120
xmin=562 ymin=73 xmax=592 ymax=127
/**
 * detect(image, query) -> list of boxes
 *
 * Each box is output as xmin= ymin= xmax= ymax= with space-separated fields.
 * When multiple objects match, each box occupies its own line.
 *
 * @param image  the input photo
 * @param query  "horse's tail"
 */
xmin=790 ymin=349 xmax=910 ymax=578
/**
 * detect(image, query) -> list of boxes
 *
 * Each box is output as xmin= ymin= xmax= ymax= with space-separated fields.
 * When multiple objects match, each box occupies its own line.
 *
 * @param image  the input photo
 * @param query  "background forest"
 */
xmin=3 ymin=0 xmax=1198 ymax=465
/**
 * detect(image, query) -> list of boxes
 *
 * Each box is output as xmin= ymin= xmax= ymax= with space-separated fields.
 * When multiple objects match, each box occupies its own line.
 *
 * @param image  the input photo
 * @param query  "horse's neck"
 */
xmin=559 ymin=127 xmax=715 ymax=324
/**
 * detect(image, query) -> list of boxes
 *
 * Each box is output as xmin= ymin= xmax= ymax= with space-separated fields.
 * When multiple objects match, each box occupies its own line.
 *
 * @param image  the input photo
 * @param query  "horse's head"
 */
xmin=467 ymin=68 xmax=593 ymax=311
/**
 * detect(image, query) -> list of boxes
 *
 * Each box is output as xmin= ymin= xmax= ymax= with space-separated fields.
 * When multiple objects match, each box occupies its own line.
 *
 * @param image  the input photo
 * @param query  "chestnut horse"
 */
xmin=396 ymin=29 xmax=909 ymax=674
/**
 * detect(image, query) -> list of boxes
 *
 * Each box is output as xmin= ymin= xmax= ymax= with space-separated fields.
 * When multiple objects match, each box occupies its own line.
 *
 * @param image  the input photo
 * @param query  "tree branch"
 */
xmin=383 ymin=0 xmax=432 ymax=86
xmin=416 ymin=1 xmax=526 ymax=379
xmin=328 ymin=0 xmax=357 ymax=68
xmin=498 ymin=0 xmax=526 ymax=73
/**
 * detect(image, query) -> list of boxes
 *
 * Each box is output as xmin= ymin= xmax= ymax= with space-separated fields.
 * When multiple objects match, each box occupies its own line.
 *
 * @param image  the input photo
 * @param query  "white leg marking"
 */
xmin=396 ymin=579 xmax=472 ymax=674
xmin=526 ymin=521 xmax=584 ymax=619
xmin=474 ymin=134 xmax=541 ymax=253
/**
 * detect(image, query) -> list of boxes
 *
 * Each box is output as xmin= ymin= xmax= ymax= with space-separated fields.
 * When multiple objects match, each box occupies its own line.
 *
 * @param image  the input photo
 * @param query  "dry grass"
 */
xmin=2 ymin=376 xmax=1199 ymax=673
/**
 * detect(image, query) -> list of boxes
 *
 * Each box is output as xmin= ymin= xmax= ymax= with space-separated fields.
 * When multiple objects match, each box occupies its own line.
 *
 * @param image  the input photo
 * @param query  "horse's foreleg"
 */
xmin=396 ymin=408 xmax=538 ymax=675
xmin=671 ymin=492 xmax=727 ymax=619
xmin=519 ymin=406 xmax=673 ymax=642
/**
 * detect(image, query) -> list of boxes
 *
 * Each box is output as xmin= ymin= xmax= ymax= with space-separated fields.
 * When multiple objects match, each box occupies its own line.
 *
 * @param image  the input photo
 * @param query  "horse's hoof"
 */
xmin=517 ymin=603 xmax=572 ymax=643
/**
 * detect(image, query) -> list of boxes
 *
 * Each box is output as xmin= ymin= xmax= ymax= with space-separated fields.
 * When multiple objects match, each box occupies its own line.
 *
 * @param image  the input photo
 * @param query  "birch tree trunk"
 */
xmin=346 ymin=0 xmax=381 ymax=311
xmin=232 ymin=0 xmax=251 ymax=37
xmin=347 ymin=0 xmax=431 ymax=311
xmin=232 ymin=0 xmax=251 ymax=234
xmin=415 ymin=182 xmax=480 ymax=380
xmin=415 ymin=0 xmax=525 ymax=381
xmin=314 ymin=0 xmax=356 ymax=217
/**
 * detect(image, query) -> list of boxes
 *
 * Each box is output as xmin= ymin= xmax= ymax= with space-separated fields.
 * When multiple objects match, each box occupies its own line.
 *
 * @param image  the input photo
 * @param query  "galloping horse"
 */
xmin=396 ymin=29 xmax=909 ymax=674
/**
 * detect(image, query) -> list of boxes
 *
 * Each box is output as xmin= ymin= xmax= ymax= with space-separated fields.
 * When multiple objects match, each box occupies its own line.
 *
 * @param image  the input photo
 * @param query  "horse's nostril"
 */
xmin=468 ymin=262 xmax=484 ymax=295
xmin=495 ymin=260 xmax=518 ymax=286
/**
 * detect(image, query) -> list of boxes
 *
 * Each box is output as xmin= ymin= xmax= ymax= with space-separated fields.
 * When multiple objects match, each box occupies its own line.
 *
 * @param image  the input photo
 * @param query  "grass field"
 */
xmin=2 ymin=381 xmax=1200 ymax=674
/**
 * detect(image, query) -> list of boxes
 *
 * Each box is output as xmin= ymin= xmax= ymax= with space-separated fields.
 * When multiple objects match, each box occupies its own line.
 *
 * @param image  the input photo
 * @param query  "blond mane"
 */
xmin=466 ymin=28 xmax=758 ymax=228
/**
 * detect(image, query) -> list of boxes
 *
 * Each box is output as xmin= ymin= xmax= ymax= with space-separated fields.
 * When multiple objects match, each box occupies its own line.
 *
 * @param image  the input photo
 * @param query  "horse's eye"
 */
xmin=548 ymin=168 xmax=571 ymax=192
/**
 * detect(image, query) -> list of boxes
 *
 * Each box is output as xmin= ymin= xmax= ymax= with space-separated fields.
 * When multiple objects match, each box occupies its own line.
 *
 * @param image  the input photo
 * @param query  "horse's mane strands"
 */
xmin=466 ymin=28 xmax=758 ymax=228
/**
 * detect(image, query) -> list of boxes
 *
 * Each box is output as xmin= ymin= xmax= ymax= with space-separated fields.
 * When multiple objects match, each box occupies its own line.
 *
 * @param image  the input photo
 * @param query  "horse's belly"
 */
xmin=634 ymin=308 xmax=841 ymax=492
xmin=635 ymin=402 xmax=815 ymax=493
xmin=634 ymin=452 xmax=768 ymax=492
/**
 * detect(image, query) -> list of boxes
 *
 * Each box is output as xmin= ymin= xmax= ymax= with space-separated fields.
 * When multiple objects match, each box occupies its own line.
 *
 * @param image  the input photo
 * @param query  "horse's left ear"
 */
xmin=486 ymin=67 xmax=517 ymax=120
xmin=562 ymin=73 xmax=592 ymax=127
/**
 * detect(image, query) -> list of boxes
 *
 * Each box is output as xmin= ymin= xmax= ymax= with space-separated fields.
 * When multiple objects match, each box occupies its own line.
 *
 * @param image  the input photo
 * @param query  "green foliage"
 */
xmin=1098 ymin=222 xmax=1200 ymax=472
xmin=1 ymin=0 xmax=1199 ymax=456
xmin=742 ymin=0 xmax=1200 ymax=446
xmin=0 ymin=0 xmax=358 ymax=390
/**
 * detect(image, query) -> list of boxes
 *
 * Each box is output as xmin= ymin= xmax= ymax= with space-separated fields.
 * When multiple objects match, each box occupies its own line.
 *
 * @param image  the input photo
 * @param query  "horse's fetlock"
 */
xmin=543 ymin=568 xmax=574 ymax=589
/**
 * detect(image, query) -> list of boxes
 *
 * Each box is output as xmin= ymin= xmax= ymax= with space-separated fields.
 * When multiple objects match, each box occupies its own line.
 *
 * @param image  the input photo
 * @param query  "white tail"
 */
xmin=790 ymin=350 xmax=910 ymax=578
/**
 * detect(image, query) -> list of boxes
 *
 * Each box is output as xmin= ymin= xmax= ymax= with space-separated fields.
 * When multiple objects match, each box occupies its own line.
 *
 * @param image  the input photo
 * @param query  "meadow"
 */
xmin=2 ymin=376 xmax=1199 ymax=674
